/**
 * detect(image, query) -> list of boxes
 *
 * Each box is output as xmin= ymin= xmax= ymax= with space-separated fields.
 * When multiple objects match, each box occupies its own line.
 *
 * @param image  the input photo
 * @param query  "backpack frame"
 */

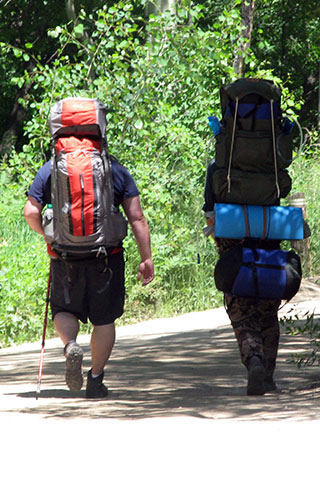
xmin=213 ymin=78 xmax=293 ymax=205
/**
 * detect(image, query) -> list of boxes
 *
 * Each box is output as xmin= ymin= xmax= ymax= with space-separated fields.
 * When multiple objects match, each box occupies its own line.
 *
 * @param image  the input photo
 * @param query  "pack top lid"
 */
xmin=220 ymin=78 xmax=281 ymax=116
xmin=49 ymin=97 xmax=107 ymax=139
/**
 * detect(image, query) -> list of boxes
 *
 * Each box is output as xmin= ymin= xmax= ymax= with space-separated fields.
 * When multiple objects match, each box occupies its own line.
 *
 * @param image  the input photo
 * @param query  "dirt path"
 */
xmin=1 ymin=279 xmax=320 ymax=479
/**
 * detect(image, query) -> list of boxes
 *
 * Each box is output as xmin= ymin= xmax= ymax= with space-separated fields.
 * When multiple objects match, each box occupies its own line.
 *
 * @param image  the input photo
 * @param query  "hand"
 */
xmin=137 ymin=258 xmax=154 ymax=286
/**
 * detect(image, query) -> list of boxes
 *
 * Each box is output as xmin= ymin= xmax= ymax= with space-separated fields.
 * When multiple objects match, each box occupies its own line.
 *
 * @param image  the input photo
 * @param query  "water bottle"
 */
xmin=42 ymin=204 xmax=54 ymax=243
xmin=208 ymin=115 xmax=221 ymax=136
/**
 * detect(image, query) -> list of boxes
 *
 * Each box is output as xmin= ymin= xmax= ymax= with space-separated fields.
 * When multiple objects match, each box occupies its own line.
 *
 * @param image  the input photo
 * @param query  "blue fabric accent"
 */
xmin=232 ymin=248 xmax=287 ymax=299
xmin=226 ymin=102 xmax=278 ymax=119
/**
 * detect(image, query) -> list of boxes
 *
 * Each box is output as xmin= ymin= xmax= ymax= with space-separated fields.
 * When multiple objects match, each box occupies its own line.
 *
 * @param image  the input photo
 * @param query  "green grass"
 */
xmin=0 ymin=182 xmax=222 ymax=347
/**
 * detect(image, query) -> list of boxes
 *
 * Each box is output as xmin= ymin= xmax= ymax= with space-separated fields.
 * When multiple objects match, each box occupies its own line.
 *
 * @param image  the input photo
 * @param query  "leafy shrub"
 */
xmin=0 ymin=1 xmax=316 ymax=347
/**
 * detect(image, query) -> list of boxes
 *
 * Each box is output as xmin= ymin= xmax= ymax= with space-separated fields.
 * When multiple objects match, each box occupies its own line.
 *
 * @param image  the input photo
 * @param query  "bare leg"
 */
xmin=54 ymin=312 xmax=83 ymax=391
xmin=90 ymin=323 xmax=115 ymax=376
xmin=54 ymin=312 xmax=79 ymax=345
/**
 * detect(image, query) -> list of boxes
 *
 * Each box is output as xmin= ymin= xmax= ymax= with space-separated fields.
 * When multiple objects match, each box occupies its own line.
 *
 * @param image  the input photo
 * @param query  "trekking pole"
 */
xmin=36 ymin=264 xmax=52 ymax=399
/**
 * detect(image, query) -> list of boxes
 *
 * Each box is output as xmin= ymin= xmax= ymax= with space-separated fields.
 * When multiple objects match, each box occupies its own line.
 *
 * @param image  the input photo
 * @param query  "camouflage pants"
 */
xmin=216 ymin=238 xmax=281 ymax=376
xmin=225 ymin=294 xmax=280 ymax=376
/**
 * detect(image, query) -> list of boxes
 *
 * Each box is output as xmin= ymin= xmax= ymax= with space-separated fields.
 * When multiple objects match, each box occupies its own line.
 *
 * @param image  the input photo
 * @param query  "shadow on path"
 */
xmin=1 ymin=322 xmax=320 ymax=421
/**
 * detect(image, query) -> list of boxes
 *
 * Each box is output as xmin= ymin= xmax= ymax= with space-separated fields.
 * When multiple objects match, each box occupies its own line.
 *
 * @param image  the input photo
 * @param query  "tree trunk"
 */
xmin=65 ymin=0 xmax=95 ymax=82
xmin=0 ymin=110 xmax=24 ymax=160
xmin=299 ymin=66 xmax=320 ymax=130
xmin=0 ymin=71 xmax=34 ymax=160
xmin=233 ymin=0 xmax=256 ymax=77
xmin=146 ymin=0 xmax=176 ymax=16
xmin=65 ymin=0 xmax=77 ymax=21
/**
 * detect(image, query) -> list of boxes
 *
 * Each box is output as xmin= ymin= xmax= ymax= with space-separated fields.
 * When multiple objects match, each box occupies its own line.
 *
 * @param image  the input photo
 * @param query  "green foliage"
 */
xmin=287 ymin=130 xmax=320 ymax=274
xmin=280 ymin=312 xmax=320 ymax=368
xmin=253 ymin=0 xmax=320 ymax=126
xmin=0 ymin=176 xmax=53 ymax=346
xmin=0 ymin=1 xmax=233 ymax=346
xmin=1 ymin=0 xmax=319 ymax=348
xmin=280 ymin=130 xmax=320 ymax=370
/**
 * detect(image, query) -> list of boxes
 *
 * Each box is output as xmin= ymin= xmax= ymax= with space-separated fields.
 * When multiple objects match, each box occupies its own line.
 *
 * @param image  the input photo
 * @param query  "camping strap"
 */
xmin=241 ymin=205 xmax=267 ymax=240
xmin=227 ymin=97 xmax=239 ymax=193
xmin=243 ymin=261 xmax=286 ymax=298
xmin=241 ymin=205 xmax=251 ymax=237
xmin=261 ymin=206 xmax=267 ymax=240
xmin=270 ymin=99 xmax=280 ymax=198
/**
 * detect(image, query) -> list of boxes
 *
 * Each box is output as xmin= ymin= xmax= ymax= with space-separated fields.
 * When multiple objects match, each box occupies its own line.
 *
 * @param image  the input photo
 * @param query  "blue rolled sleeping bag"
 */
xmin=214 ymin=203 xmax=304 ymax=240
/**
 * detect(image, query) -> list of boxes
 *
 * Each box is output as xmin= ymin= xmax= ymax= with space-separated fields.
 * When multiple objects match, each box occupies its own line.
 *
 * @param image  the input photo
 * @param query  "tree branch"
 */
xmin=233 ymin=0 xmax=256 ymax=77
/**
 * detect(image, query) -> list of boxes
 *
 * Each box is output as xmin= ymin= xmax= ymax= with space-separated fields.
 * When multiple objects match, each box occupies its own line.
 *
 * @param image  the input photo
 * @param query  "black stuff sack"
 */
xmin=214 ymin=245 xmax=302 ymax=301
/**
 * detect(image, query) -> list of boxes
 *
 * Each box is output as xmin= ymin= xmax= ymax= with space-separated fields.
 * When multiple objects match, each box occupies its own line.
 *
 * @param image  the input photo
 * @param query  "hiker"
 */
xmin=24 ymin=98 xmax=154 ymax=399
xmin=203 ymin=160 xmax=282 ymax=395
xmin=203 ymin=78 xmax=301 ymax=395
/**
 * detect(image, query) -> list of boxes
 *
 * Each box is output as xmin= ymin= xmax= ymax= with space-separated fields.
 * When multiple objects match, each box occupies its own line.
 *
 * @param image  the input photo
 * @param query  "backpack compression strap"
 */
xmin=241 ymin=205 xmax=268 ymax=240
xmin=227 ymin=97 xmax=239 ymax=193
xmin=227 ymin=97 xmax=280 ymax=198
xmin=270 ymin=99 xmax=280 ymax=198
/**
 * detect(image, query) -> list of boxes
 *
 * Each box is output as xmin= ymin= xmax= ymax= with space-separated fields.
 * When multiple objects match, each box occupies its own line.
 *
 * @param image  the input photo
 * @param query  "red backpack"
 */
xmin=43 ymin=97 xmax=127 ymax=256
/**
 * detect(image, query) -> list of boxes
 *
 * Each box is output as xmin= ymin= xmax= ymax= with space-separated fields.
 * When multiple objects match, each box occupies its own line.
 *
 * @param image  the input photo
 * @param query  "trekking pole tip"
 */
xmin=36 ymin=380 xmax=41 ymax=400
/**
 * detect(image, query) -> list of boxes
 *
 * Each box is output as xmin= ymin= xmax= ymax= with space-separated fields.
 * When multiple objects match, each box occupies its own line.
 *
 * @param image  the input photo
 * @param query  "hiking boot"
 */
xmin=247 ymin=355 xmax=266 ymax=396
xmin=265 ymin=376 xmax=277 ymax=392
xmin=86 ymin=369 xmax=109 ymax=399
xmin=64 ymin=341 xmax=83 ymax=391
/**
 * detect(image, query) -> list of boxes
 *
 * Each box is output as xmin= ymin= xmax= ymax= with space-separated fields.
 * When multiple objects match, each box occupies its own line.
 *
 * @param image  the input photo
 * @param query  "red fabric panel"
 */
xmin=66 ymin=150 xmax=95 ymax=236
xmin=56 ymin=136 xmax=101 ymax=154
xmin=61 ymin=99 xmax=97 ymax=128
xmin=47 ymin=243 xmax=58 ymax=258
xmin=110 ymin=247 xmax=123 ymax=255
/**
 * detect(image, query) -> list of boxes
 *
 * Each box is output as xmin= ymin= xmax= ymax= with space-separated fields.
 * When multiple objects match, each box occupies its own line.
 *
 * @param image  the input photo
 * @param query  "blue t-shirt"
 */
xmin=27 ymin=158 xmax=140 ymax=208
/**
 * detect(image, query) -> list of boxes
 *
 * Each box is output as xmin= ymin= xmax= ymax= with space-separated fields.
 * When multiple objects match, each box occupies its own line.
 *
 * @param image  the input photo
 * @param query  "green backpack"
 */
xmin=211 ymin=78 xmax=294 ymax=205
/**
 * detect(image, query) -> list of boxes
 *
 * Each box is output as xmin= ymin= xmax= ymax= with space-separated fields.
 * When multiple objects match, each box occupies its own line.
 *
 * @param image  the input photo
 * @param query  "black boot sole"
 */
xmin=247 ymin=365 xmax=266 ymax=396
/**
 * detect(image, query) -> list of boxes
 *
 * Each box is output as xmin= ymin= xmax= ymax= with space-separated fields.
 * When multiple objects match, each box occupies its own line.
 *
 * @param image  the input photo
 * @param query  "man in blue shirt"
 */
xmin=25 ymin=157 xmax=154 ymax=398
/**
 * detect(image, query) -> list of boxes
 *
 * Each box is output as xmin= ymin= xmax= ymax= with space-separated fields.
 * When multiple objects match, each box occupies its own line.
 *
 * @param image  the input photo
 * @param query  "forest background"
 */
xmin=0 ymin=0 xmax=319 ymax=347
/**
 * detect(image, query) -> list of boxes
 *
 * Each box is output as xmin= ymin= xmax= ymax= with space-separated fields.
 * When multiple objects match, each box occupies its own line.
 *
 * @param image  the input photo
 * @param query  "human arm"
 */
xmin=122 ymin=195 xmax=154 ymax=286
xmin=203 ymin=160 xmax=218 ymax=242
xmin=24 ymin=196 xmax=45 ymax=237
xmin=205 ymin=216 xmax=216 ymax=240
